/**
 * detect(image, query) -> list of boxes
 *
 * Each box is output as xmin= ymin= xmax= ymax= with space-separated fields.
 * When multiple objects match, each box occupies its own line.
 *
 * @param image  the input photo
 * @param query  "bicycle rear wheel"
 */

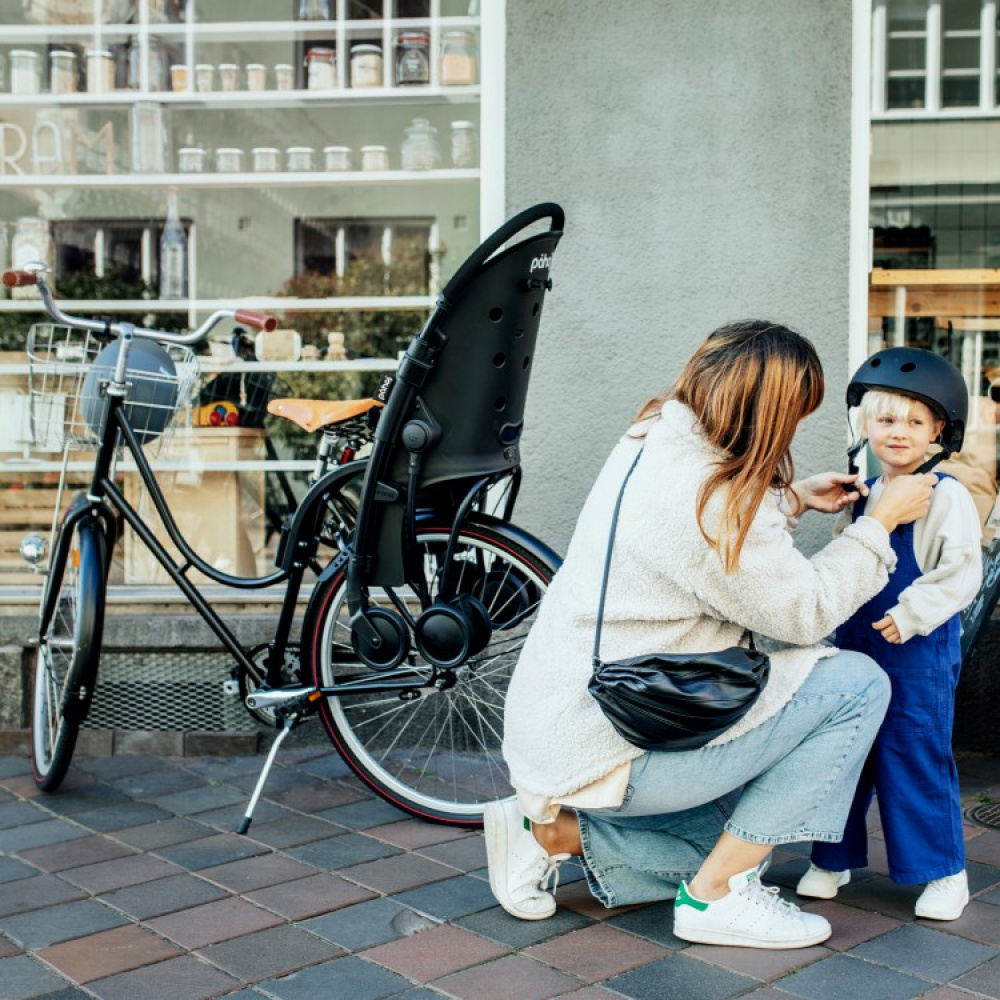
xmin=31 ymin=512 xmax=107 ymax=791
xmin=304 ymin=517 xmax=558 ymax=826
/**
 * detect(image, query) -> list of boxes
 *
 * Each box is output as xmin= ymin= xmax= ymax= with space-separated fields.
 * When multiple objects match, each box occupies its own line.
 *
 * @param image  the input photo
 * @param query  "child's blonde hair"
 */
xmin=854 ymin=389 xmax=944 ymax=441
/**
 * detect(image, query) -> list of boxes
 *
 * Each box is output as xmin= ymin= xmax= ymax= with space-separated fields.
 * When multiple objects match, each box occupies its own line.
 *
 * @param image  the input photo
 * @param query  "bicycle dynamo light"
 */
xmin=81 ymin=338 xmax=179 ymax=443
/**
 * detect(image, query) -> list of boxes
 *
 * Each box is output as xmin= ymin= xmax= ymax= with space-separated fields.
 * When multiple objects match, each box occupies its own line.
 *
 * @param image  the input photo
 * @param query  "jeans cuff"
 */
xmin=576 ymin=811 xmax=617 ymax=908
xmin=724 ymin=820 xmax=848 ymax=846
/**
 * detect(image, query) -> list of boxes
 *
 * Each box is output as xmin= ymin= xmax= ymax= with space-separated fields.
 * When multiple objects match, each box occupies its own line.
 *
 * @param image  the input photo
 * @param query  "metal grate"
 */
xmin=966 ymin=802 xmax=1000 ymax=830
xmin=83 ymin=651 xmax=255 ymax=732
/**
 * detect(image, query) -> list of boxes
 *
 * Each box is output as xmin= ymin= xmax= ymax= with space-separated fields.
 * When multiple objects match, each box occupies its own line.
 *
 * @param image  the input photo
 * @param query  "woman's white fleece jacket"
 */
xmin=502 ymin=401 xmax=899 ymax=800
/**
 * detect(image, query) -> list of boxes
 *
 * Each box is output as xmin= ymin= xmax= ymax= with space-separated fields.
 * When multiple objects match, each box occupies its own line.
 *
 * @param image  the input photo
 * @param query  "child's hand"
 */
xmin=873 ymin=614 xmax=902 ymax=644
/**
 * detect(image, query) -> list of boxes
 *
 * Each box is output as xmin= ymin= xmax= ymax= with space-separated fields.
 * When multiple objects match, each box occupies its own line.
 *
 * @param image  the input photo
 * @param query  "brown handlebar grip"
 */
xmin=2 ymin=270 xmax=39 ymax=289
xmin=234 ymin=309 xmax=277 ymax=332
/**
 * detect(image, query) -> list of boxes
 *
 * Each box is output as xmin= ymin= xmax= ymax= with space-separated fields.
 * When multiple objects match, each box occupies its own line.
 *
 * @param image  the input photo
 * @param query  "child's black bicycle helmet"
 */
xmin=847 ymin=346 xmax=968 ymax=453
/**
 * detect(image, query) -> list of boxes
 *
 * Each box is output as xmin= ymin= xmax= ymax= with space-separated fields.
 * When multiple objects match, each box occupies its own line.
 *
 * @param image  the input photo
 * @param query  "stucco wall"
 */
xmin=505 ymin=0 xmax=858 ymax=557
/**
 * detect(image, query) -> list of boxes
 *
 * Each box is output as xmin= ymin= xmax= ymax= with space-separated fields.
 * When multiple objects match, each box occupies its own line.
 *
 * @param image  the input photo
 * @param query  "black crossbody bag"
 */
xmin=588 ymin=448 xmax=770 ymax=752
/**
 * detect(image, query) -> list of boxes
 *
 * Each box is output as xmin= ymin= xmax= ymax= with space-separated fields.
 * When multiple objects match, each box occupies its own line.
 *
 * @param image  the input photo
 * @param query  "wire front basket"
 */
xmin=26 ymin=323 xmax=200 ymax=456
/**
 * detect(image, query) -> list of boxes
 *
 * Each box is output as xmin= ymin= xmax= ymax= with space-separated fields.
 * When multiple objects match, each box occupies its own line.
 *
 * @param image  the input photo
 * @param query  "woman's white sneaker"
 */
xmin=483 ymin=797 xmax=569 ymax=920
xmin=796 ymin=864 xmax=851 ymax=899
xmin=915 ymin=870 xmax=969 ymax=921
xmin=674 ymin=866 xmax=832 ymax=949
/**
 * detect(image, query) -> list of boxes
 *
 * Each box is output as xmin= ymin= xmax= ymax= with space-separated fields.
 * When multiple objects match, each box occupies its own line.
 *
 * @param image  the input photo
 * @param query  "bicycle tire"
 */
xmin=304 ymin=517 xmax=559 ymax=826
xmin=31 ymin=512 xmax=107 ymax=791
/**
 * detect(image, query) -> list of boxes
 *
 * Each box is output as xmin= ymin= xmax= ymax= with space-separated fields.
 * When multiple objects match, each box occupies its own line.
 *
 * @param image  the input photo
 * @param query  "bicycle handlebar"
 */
xmin=2 ymin=264 xmax=278 ymax=345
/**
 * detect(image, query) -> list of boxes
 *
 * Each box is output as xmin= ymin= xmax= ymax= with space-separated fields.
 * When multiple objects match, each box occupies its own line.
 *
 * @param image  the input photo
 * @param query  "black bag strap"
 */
xmin=592 ymin=445 xmax=756 ymax=668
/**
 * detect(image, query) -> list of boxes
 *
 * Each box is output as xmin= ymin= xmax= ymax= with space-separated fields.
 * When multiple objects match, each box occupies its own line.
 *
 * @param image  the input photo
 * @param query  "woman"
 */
xmin=487 ymin=320 xmax=938 ymax=950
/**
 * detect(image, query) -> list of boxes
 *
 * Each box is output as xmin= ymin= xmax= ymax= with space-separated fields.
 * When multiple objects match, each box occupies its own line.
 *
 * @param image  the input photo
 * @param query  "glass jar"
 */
xmin=440 ymin=31 xmax=476 ymax=85
xmin=298 ymin=0 xmax=330 ymax=18
xmin=360 ymin=144 xmax=389 ymax=172
xmin=218 ymin=63 xmax=239 ymax=91
xmin=350 ymin=44 xmax=382 ymax=88
xmin=49 ymin=50 xmax=77 ymax=94
xmin=252 ymin=147 xmax=280 ymax=172
xmin=286 ymin=146 xmax=315 ymax=171
xmin=10 ymin=51 xmax=41 ymax=95
xmin=246 ymin=63 xmax=266 ymax=91
xmin=195 ymin=63 xmax=214 ymax=92
xmin=10 ymin=218 xmax=53 ymax=299
xmin=401 ymin=117 xmax=440 ymax=171
xmin=177 ymin=146 xmax=206 ymax=172
xmin=130 ymin=101 xmax=166 ymax=173
xmin=169 ymin=64 xmax=190 ymax=92
xmin=215 ymin=147 xmax=244 ymax=173
xmin=450 ymin=120 xmax=478 ymax=168
xmin=275 ymin=63 xmax=294 ymax=90
xmin=324 ymin=145 xmax=352 ymax=171
xmin=395 ymin=32 xmax=430 ymax=86
xmin=128 ymin=35 xmax=167 ymax=91
xmin=306 ymin=47 xmax=336 ymax=90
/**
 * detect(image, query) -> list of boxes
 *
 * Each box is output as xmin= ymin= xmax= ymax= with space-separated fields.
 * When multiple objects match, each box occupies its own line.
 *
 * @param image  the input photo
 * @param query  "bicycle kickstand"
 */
xmin=237 ymin=712 xmax=299 ymax=835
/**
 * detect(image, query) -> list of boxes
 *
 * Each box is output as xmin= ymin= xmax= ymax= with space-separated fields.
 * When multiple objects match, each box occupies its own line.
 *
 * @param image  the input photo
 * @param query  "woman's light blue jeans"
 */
xmin=577 ymin=650 xmax=891 ymax=907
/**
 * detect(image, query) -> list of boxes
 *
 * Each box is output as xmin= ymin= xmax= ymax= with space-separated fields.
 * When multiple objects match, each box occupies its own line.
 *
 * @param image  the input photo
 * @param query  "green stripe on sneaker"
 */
xmin=676 ymin=881 xmax=709 ymax=912
xmin=523 ymin=816 xmax=531 ymax=832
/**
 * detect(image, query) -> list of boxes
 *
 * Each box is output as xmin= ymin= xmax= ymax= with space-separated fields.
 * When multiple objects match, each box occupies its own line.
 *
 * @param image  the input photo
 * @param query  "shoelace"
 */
xmin=924 ymin=875 xmax=964 ymax=894
xmin=746 ymin=879 xmax=801 ymax=916
xmin=531 ymin=854 xmax=565 ymax=895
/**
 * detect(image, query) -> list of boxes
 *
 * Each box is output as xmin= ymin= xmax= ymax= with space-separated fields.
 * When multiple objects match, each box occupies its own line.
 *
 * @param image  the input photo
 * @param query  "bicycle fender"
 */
xmin=417 ymin=512 xmax=564 ymax=574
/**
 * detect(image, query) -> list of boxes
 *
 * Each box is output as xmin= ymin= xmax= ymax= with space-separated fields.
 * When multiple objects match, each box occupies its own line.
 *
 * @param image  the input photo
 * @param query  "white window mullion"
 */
xmin=926 ymin=0 xmax=942 ymax=111
xmin=871 ymin=0 xmax=888 ymax=115
xmin=982 ymin=0 xmax=997 ymax=109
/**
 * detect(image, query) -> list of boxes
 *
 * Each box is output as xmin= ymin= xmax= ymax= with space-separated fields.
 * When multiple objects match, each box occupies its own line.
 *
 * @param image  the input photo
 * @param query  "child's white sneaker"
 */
xmin=915 ymin=870 xmax=969 ymax=921
xmin=796 ymin=863 xmax=851 ymax=899
xmin=484 ymin=797 xmax=569 ymax=920
xmin=673 ymin=865 xmax=832 ymax=949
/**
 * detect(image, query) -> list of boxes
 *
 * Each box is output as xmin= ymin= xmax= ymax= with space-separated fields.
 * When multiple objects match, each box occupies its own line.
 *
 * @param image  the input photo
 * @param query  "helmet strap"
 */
xmin=914 ymin=450 xmax=950 ymax=477
xmin=847 ymin=438 xmax=865 ymax=477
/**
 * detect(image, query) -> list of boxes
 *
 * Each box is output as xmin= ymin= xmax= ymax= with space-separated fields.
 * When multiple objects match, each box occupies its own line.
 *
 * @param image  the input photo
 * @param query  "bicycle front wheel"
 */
xmin=304 ymin=518 xmax=559 ymax=825
xmin=31 ymin=512 xmax=107 ymax=791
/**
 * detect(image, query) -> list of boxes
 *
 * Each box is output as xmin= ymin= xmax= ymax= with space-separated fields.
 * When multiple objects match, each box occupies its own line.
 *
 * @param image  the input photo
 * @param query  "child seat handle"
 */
xmin=439 ymin=202 xmax=564 ymax=305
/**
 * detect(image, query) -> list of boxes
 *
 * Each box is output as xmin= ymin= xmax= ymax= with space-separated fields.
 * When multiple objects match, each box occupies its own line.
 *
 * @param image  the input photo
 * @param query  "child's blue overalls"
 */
xmin=811 ymin=476 xmax=964 ymax=884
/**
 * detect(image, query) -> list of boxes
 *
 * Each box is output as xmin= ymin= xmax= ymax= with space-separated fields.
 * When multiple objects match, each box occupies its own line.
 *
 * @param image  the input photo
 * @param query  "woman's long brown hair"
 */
xmin=634 ymin=320 xmax=824 ymax=573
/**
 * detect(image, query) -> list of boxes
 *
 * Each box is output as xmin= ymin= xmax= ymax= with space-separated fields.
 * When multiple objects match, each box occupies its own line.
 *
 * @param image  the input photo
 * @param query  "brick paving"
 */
xmin=1 ymin=750 xmax=1000 ymax=998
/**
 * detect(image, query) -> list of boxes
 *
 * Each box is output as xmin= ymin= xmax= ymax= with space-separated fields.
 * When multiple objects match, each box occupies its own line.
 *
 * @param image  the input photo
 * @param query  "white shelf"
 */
xmin=0 ymin=295 xmax=434 ymax=313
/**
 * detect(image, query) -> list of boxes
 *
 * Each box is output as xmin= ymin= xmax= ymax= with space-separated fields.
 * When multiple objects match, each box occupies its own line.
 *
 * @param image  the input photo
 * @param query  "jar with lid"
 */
xmin=394 ymin=32 xmax=429 ymax=86
xmin=195 ymin=63 xmax=214 ymax=91
xmin=218 ymin=63 xmax=239 ymax=91
xmin=86 ymin=49 xmax=114 ymax=93
xmin=286 ymin=146 xmax=315 ymax=171
xmin=350 ymin=44 xmax=382 ymax=88
xmin=323 ymin=145 xmax=351 ymax=171
xmin=305 ymin=47 xmax=336 ymax=90
xmin=360 ymin=144 xmax=389 ymax=172
xmin=130 ymin=101 xmax=166 ymax=173
xmin=128 ymin=35 xmax=167 ymax=90
xmin=10 ymin=218 xmax=54 ymax=299
xmin=449 ymin=120 xmax=477 ymax=168
xmin=440 ymin=31 xmax=476 ymax=85
xmin=401 ymin=118 xmax=439 ymax=171
xmin=297 ymin=0 xmax=330 ymax=18
xmin=49 ymin=50 xmax=78 ymax=94
xmin=215 ymin=147 xmax=244 ymax=173
xmin=177 ymin=146 xmax=206 ymax=172
xmin=10 ymin=51 xmax=41 ymax=95
xmin=274 ymin=63 xmax=294 ymax=90
xmin=252 ymin=147 xmax=280 ymax=172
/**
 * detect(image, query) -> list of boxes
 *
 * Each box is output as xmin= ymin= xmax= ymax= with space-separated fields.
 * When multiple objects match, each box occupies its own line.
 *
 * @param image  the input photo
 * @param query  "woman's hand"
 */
xmin=866 ymin=473 xmax=938 ymax=533
xmin=791 ymin=472 xmax=868 ymax=514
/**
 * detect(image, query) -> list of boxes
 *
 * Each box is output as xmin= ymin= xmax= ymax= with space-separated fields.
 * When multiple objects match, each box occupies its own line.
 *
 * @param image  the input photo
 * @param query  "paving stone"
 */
xmin=416 ymin=835 xmax=487 ymax=872
xmin=27 ymin=988 xmax=91 ymax=999
xmin=259 ymin=955 xmax=411 ymax=1000
xmin=146 ymin=896 xmax=282 ymax=949
xmin=182 ymin=756 xmax=265 ymax=780
xmin=245 ymin=873 xmax=376 ymax=921
xmin=682 ymin=942 xmax=832 ymax=982
xmin=197 ymin=923 xmax=342 ymax=981
xmin=525 ymin=923 xmax=669 ymax=982
xmin=969 ymin=861 xmax=1000 ymax=895
xmin=302 ymin=897 xmax=433 ymax=951
xmin=0 ymin=856 xmax=37 ymax=885
xmin=605 ymin=902 xmax=688 ymax=948
xmin=242 ymin=814 xmax=341 ymax=850
xmin=76 ymin=756 xmax=171 ymax=781
xmin=0 ymin=820 xmax=89 ymax=855
xmin=834 ymin=875 xmax=923 ymax=921
xmin=456 ymin=905 xmax=592 ymax=949
xmin=605 ymin=953 xmax=758 ymax=1000
xmin=17 ymin=835 xmax=136 ymax=874
xmin=558 ymin=879 xmax=639 ymax=921
xmin=951 ymin=954 xmax=1000 ymax=998
xmin=799 ymin=899 xmax=903 ymax=951
xmin=967 ymin=833 xmax=1000 ymax=868
xmin=849 ymin=923 xmax=997 ymax=981
xmin=0 ymin=931 xmax=21 ymax=958
xmin=339 ymin=852 xmax=456 ymax=894
xmin=110 ymin=816 xmax=213 ymax=851
xmin=773 ymin=952 xmax=931 ymax=1000
xmin=0 ymin=800 xmax=49 ymax=831
xmin=108 ymin=768 xmax=207 ymax=799
xmin=0 ymin=874 xmax=86 ymax=918
xmin=366 ymin=819 xmax=477 ymax=850
xmin=198 ymin=854 xmax=318 ymax=893
xmin=38 ymin=924 xmax=183 ymax=983
xmin=0 ymin=900 xmax=129 ymax=950
xmin=926 ymin=899 xmax=1000 ymax=947
xmin=188 ymin=800 xmax=292 ymax=832
xmin=295 ymin=755 xmax=355 ymax=781
xmin=316 ymin=797 xmax=412 ymax=830
xmin=393 ymin=874 xmax=501 ymax=920
xmin=99 ymin=873 xmax=230 ymax=920
xmin=0 ymin=757 xmax=32 ymax=778
xmin=265 ymin=781 xmax=367 ymax=813
xmin=0 ymin=954 xmax=72 ymax=999
xmin=70 ymin=803 xmax=173 ymax=833
xmin=153 ymin=832 xmax=270 ymax=871
xmin=58 ymin=853 xmax=180 ymax=894
xmin=287 ymin=833 xmax=400 ymax=870
xmin=431 ymin=953 xmax=584 ymax=1000
xmin=361 ymin=923 xmax=507 ymax=981
xmin=151 ymin=783 xmax=248 ymax=816
xmin=84 ymin=953 xmax=240 ymax=1000
xmin=37 ymin=784 xmax=131 ymax=816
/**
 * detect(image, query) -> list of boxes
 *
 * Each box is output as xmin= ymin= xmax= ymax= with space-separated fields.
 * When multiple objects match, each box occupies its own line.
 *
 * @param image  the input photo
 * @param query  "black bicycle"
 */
xmin=6 ymin=202 xmax=565 ymax=829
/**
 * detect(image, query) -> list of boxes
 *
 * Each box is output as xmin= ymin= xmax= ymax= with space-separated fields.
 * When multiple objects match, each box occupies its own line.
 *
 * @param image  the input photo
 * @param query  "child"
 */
xmin=796 ymin=348 xmax=983 ymax=920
